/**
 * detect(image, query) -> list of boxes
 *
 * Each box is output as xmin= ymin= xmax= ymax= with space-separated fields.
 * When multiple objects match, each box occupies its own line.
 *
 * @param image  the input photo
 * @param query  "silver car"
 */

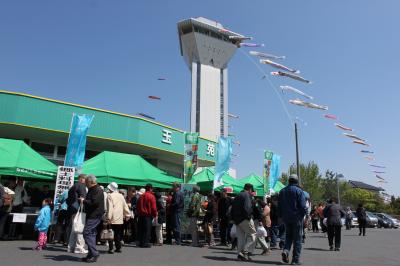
xmin=376 ymin=213 xmax=400 ymax=229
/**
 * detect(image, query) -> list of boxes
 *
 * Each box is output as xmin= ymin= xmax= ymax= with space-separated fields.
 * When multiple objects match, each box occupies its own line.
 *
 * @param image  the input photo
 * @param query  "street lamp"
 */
xmin=336 ymin=174 xmax=345 ymax=205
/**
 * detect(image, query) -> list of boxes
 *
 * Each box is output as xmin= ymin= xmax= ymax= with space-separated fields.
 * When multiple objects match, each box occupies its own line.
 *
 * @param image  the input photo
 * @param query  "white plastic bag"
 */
xmin=72 ymin=204 xmax=86 ymax=234
xmin=230 ymin=224 xmax=237 ymax=239
xmin=256 ymin=225 xmax=268 ymax=237
xmin=323 ymin=218 xmax=327 ymax=227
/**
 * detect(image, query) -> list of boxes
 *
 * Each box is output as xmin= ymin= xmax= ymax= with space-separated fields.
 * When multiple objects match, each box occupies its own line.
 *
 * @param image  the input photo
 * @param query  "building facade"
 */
xmin=0 ymin=90 xmax=216 ymax=178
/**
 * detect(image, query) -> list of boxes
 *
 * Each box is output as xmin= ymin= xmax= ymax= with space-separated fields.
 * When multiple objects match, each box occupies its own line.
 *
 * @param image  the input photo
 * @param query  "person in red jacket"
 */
xmin=136 ymin=184 xmax=157 ymax=248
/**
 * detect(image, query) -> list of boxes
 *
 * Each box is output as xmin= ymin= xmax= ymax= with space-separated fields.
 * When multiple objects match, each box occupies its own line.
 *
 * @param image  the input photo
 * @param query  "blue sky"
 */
xmin=1 ymin=1 xmax=399 ymax=196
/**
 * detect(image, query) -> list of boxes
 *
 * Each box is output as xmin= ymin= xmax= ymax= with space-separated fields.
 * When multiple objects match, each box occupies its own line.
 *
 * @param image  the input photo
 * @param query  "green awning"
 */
xmin=82 ymin=151 xmax=182 ymax=188
xmin=0 ymin=138 xmax=57 ymax=180
xmin=188 ymin=167 xmax=243 ymax=194
xmin=239 ymin=173 xmax=285 ymax=196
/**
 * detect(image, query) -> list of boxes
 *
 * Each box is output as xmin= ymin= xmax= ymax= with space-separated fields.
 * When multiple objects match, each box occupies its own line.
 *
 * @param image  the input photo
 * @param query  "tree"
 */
xmin=287 ymin=162 xmax=324 ymax=204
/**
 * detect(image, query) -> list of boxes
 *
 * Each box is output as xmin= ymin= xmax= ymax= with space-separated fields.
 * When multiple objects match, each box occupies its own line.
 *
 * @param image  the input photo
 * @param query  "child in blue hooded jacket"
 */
xmin=33 ymin=198 xmax=52 ymax=250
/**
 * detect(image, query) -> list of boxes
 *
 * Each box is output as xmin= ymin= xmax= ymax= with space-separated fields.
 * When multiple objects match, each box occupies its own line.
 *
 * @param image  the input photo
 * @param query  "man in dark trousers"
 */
xmin=80 ymin=175 xmax=104 ymax=263
xmin=231 ymin=183 xmax=256 ymax=261
xmin=171 ymin=182 xmax=184 ymax=245
xmin=136 ymin=184 xmax=157 ymax=248
xmin=323 ymin=198 xmax=345 ymax=251
xmin=279 ymin=174 xmax=307 ymax=265
xmin=218 ymin=188 xmax=231 ymax=246
xmin=356 ymin=203 xmax=367 ymax=236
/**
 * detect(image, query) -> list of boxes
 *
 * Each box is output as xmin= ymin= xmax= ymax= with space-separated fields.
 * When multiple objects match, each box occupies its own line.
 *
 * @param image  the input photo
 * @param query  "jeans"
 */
xmin=83 ymin=218 xmax=101 ymax=258
xmin=172 ymin=211 xmax=182 ymax=245
xmin=327 ymin=224 xmax=341 ymax=248
xmin=189 ymin=217 xmax=199 ymax=246
xmin=236 ymin=219 xmax=256 ymax=255
xmin=283 ymin=222 xmax=303 ymax=263
xmin=358 ymin=219 xmax=366 ymax=236
xmin=165 ymin=214 xmax=173 ymax=244
xmin=312 ymin=219 xmax=319 ymax=232
xmin=345 ymin=218 xmax=352 ymax=230
xmin=137 ymin=216 xmax=152 ymax=247
xmin=108 ymin=224 xmax=124 ymax=251
xmin=219 ymin=218 xmax=229 ymax=245
xmin=271 ymin=224 xmax=285 ymax=248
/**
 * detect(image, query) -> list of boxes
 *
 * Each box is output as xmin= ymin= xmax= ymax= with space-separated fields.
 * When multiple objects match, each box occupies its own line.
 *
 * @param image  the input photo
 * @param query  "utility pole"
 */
xmin=295 ymin=122 xmax=301 ymax=185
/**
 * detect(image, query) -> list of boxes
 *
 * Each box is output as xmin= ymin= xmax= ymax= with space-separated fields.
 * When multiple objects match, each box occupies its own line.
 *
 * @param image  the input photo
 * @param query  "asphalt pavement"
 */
xmin=0 ymin=228 xmax=399 ymax=266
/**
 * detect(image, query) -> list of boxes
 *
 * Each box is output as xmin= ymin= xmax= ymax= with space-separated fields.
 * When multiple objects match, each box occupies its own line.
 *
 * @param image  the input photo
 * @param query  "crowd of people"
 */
xmin=0 ymin=173 xmax=372 ymax=264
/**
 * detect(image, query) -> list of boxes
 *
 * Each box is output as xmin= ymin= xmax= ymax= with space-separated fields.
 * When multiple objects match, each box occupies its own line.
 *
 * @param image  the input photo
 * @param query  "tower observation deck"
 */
xmin=177 ymin=17 xmax=244 ymax=141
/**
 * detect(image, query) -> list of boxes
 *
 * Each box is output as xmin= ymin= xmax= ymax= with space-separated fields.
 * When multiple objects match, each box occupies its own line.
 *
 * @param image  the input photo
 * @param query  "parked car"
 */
xmin=375 ymin=213 xmax=400 ymax=229
xmin=351 ymin=211 xmax=359 ymax=228
xmin=366 ymin=212 xmax=379 ymax=228
xmin=374 ymin=213 xmax=394 ymax=228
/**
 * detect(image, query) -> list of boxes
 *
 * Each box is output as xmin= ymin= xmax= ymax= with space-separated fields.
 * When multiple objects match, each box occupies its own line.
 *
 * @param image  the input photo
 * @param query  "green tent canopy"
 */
xmin=82 ymin=151 xmax=181 ymax=188
xmin=0 ymin=138 xmax=58 ymax=180
xmin=239 ymin=173 xmax=286 ymax=196
xmin=188 ymin=167 xmax=243 ymax=193
xmin=238 ymin=173 xmax=265 ymax=196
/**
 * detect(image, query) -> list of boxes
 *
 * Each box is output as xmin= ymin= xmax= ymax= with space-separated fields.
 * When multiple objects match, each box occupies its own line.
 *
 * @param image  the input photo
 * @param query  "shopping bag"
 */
xmin=230 ymin=224 xmax=237 ymax=238
xmin=72 ymin=204 xmax=86 ymax=233
xmin=100 ymin=226 xmax=114 ymax=241
xmin=256 ymin=225 xmax=268 ymax=237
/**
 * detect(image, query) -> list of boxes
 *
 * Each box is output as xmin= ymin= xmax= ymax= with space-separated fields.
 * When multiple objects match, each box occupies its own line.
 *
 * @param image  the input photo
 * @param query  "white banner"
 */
xmin=53 ymin=166 xmax=75 ymax=212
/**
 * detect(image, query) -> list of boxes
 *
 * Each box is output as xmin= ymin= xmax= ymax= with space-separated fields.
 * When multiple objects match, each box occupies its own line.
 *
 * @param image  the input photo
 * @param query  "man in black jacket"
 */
xmin=323 ymin=198 xmax=345 ymax=251
xmin=171 ymin=182 xmax=184 ymax=245
xmin=80 ymin=175 xmax=104 ymax=263
xmin=231 ymin=183 xmax=256 ymax=261
xmin=218 ymin=189 xmax=231 ymax=246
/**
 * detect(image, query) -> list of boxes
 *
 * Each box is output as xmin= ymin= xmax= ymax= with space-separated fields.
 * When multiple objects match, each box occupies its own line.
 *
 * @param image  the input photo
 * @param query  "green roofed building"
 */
xmin=0 ymin=90 xmax=216 ymax=178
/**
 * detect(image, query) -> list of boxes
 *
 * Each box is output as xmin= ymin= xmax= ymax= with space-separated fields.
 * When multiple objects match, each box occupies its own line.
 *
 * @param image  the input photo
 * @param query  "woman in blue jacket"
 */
xmin=33 ymin=198 xmax=52 ymax=250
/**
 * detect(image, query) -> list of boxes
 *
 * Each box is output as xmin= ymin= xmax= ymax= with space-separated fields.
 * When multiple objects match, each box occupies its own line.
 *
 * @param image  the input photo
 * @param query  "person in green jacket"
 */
xmin=187 ymin=186 xmax=201 ymax=247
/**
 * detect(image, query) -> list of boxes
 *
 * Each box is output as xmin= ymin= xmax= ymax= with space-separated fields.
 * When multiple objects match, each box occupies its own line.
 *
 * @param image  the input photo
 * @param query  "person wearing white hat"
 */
xmin=106 ymin=182 xmax=130 ymax=254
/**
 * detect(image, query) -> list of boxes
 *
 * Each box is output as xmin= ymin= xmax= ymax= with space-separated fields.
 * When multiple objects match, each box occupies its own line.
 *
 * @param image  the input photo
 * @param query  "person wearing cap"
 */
xmin=279 ymin=174 xmax=307 ymax=265
xmin=106 ymin=182 xmax=130 ymax=254
xmin=136 ymin=184 xmax=157 ymax=248
xmin=231 ymin=183 xmax=256 ymax=261
xmin=187 ymin=185 xmax=201 ymax=247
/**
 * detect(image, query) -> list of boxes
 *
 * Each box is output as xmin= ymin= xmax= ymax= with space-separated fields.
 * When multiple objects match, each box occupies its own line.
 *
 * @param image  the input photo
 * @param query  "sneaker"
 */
xmin=86 ymin=255 xmax=99 ymax=263
xmin=261 ymin=249 xmax=270 ymax=255
xmin=245 ymin=253 xmax=253 ymax=261
xmin=335 ymin=247 xmax=340 ymax=251
xmin=115 ymin=249 xmax=122 ymax=253
xmin=330 ymin=246 xmax=334 ymax=251
xmin=108 ymin=250 xmax=114 ymax=254
xmin=237 ymin=252 xmax=248 ymax=261
xmin=74 ymin=249 xmax=88 ymax=254
xmin=282 ymin=251 xmax=289 ymax=263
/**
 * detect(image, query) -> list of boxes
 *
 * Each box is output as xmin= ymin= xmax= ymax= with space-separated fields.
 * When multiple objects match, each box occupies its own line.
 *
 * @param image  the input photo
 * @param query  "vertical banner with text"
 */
xmin=183 ymin=132 xmax=199 ymax=183
xmin=52 ymin=166 xmax=75 ymax=223
xmin=64 ymin=113 xmax=94 ymax=173
xmin=263 ymin=150 xmax=273 ymax=194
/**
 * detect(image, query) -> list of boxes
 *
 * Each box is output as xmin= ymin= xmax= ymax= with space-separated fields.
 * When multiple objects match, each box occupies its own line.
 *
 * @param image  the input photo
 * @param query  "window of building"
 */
xmin=31 ymin=142 xmax=55 ymax=156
